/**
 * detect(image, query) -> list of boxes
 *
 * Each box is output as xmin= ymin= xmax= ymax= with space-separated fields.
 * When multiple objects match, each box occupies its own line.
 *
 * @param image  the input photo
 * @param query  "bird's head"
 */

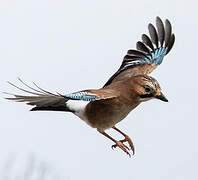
xmin=132 ymin=75 xmax=168 ymax=103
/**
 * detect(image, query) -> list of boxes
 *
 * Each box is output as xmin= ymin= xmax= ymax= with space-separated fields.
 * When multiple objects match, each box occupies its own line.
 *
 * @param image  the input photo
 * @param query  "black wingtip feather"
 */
xmin=165 ymin=19 xmax=172 ymax=47
xmin=156 ymin=16 xmax=165 ymax=47
xmin=136 ymin=41 xmax=151 ymax=54
xmin=166 ymin=34 xmax=175 ymax=54
xmin=142 ymin=17 xmax=174 ymax=51
xmin=148 ymin=23 xmax=159 ymax=48
xmin=127 ymin=49 xmax=147 ymax=58
xmin=142 ymin=34 xmax=155 ymax=51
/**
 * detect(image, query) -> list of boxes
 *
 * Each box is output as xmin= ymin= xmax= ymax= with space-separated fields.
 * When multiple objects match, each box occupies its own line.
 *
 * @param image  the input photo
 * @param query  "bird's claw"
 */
xmin=111 ymin=142 xmax=130 ymax=150
xmin=120 ymin=135 xmax=135 ymax=155
xmin=111 ymin=141 xmax=131 ymax=157
xmin=111 ymin=135 xmax=135 ymax=156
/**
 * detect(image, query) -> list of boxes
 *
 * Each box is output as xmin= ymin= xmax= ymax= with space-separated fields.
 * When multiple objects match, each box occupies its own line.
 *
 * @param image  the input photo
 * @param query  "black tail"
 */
xmin=30 ymin=104 xmax=73 ymax=112
xmin=5 ymin=78 xmax=72 ymax=112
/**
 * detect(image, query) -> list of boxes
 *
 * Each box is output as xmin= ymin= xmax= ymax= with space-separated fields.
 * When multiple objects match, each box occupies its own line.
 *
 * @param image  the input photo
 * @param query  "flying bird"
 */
xmin=5 ymin=17 xmax=175 ymax=157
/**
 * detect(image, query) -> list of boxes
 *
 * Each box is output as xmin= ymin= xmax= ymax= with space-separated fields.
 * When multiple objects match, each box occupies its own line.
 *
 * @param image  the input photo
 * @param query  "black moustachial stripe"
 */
xmin=139 ymin=93 xmax=153 ymax=98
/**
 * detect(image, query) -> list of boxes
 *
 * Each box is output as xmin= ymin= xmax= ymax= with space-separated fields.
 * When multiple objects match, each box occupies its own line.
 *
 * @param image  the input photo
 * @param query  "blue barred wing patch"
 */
xmin=64 ymin=91 xmax=99 ymax=101
xmin=148 ymin=47 xmax=167 ymax=65
xmin=124 ymin=47 xmax=167 ymax=67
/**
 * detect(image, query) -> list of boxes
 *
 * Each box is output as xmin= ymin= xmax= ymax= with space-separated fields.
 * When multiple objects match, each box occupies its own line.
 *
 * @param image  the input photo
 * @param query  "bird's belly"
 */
xmin=93 ymin=109 xmax=130 ymax=131
xmin=84 ymin=101 xmax=136 ymax=131
xmin=67 ymin=99 xmax=139 ymax=131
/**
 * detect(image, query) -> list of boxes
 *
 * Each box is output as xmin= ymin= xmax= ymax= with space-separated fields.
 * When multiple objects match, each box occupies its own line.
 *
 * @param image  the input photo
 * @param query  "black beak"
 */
xmin=155 ymin=93 xmax=168 ymax=102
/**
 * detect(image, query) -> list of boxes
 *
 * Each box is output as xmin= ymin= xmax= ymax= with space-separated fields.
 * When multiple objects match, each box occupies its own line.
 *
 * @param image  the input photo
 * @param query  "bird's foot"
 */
xmin=112 ymin=135 xmax=135 ymax=155
xmin=111 ymin=141 xmax=131 ymax=157
xmin=120 ymin=135 xmax=135 ymax=155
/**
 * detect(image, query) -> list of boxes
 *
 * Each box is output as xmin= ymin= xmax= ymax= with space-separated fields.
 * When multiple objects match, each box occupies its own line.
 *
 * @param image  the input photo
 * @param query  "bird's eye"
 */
xmin=144 ymin=85 xmax=151 ymax=92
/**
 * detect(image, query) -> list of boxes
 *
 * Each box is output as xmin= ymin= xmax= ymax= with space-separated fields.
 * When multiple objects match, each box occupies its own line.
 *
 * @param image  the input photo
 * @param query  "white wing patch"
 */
xmin=66 ymin=100 xmax=89 ymax=122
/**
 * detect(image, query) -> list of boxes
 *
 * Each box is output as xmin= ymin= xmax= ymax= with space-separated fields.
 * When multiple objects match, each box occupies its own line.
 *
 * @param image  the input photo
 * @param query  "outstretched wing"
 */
xmin=103 ymin=17 xmax=175 ymax=87
xmin=5 ymin=78 xmax=69 ymax=111
xmin=5 ymin=79 xmax=116 ymax=111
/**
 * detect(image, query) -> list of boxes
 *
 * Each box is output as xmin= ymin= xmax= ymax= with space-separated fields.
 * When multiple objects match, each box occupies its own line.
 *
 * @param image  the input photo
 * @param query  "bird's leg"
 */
xmin=99 ymin=131 xmax=131 ymax=157
xmin=112 ymin=126 xmax=135 ymax=155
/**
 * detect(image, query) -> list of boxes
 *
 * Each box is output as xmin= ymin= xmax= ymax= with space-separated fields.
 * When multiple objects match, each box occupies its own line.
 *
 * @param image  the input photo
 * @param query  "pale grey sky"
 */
xmin=1 ymin=0 xmax=197 ymax=179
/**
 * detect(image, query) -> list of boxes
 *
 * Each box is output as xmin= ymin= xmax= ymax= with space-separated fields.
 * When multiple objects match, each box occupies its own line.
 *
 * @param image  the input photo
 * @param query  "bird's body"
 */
xmin=83 ymin=83 xmax=140 ymax=131
xmin=65 ymin=75 xmax=165 ymax=131
xmin=5 ymin=17 xmax=175 ymax=156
